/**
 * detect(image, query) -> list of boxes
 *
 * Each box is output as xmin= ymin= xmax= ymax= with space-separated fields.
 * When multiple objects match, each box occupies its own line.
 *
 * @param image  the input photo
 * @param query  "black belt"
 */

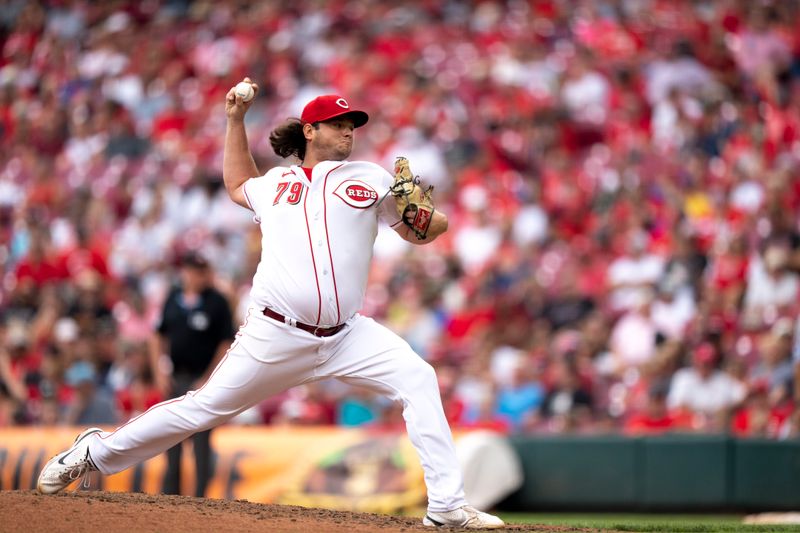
xmin=262 ymin=307 xmax=345 ymax=337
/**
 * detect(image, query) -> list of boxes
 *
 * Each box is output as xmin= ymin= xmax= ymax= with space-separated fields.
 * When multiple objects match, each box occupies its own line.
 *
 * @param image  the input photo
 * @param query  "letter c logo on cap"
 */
xmin=336 ymin=98 xmax=349 ymax=109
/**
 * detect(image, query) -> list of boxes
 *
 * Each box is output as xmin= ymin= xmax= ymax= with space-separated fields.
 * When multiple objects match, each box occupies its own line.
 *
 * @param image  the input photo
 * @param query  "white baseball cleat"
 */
xmin=423 ymin=505 xmax=505 ymax=529
xmin=37 ymin=427 xmax=102 ymax=494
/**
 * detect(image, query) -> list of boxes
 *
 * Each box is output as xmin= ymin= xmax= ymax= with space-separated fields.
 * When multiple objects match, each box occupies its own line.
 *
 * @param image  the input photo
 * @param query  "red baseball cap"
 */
xmin=301 ymin=95 xmax=369 ymax=128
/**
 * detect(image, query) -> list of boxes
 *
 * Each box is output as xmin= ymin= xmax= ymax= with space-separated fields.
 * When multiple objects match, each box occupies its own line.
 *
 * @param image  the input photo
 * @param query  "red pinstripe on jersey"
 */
xmin=323 ymin=164 xmax=344 ymax=325
xmin=242 ymin=180 xmax=254 ymax=210
xmin=235 ymin=307 xmax=252 ymax=337
xmin=303 ymin=182 xmax=323 ymax=325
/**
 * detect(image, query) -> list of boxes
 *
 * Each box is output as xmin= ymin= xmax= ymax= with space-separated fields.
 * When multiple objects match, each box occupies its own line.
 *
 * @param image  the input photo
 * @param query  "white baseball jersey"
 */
xmin=242 ymin=160 xmax=400 ymax=327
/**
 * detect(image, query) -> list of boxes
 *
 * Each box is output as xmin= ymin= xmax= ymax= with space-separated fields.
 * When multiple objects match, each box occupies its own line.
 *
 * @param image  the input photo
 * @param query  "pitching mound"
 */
xmin=0 ymin=490 xmax=595 ymax=532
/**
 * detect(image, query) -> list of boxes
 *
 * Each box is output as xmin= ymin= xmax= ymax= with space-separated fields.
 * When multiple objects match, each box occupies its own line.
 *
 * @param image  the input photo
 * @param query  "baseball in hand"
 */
xmin=234 ymin=81 xmax=254 ymax=102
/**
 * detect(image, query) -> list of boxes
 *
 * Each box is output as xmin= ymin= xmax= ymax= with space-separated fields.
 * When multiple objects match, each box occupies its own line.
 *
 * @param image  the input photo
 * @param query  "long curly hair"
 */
xmin=269 ymin=118 xmax=317 ymax=162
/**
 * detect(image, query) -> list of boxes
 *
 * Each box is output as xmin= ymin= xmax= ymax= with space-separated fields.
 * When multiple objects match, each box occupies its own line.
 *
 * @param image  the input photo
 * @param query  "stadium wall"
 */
xmin=501 ymin=435 xmax=800 ymax=512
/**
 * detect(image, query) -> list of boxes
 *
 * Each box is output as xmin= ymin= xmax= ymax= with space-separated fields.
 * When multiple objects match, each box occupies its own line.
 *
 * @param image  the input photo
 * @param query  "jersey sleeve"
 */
xmin=241 ymin=175 xmax=263 ymax=214
xmin=242 ymin=168 xmax=282 ymax=216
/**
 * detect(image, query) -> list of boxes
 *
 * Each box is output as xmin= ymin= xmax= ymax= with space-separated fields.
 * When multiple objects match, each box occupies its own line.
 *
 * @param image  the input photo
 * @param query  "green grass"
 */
xmin=497 ymin=513 xmax=800 ymax=532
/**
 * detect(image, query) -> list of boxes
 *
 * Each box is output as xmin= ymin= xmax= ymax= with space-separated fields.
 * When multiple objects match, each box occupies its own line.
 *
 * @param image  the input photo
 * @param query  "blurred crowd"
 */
xmin=1 ymin=0 xmax=800 ymax=440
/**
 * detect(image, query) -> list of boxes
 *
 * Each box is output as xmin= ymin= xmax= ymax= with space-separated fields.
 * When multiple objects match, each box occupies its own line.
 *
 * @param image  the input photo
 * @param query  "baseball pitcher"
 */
xmin=37 ymin=78 xmax=504 ymax=529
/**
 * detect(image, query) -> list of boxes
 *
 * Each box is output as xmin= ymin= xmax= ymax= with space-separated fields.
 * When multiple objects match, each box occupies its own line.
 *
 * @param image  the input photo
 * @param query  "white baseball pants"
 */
xmin=88 ymin=309 xmax=467 ymax=512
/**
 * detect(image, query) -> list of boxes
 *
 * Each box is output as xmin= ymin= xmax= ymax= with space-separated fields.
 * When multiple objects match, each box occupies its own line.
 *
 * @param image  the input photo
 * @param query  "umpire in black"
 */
xmin=148 ymin=251 xmax=235 ymax=497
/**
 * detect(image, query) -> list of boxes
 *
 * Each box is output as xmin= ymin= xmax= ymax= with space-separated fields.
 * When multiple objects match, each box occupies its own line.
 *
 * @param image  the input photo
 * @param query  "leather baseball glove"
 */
xmin=390 ymin=157 xmax=435 ymax=240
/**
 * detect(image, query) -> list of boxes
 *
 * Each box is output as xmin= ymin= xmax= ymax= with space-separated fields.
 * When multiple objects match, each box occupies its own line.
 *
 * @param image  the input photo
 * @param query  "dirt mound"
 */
xmin=0 ymin=490 xmax=596 ymax=532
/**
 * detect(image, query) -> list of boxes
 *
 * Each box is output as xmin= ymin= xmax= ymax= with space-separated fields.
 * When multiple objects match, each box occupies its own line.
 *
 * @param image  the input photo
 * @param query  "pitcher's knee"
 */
xmin=403 ymin=357 xmax=439 ymax=390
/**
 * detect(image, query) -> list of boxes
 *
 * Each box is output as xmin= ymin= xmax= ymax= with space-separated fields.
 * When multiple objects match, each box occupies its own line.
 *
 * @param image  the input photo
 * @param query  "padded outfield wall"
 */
xmin=500 ymin=435 xmax=800 ymax=512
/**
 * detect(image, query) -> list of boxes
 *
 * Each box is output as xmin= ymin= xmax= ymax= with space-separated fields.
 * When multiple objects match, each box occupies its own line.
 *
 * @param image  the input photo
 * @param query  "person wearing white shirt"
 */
xmin=667 ymin=343 xmax=746 ymax=425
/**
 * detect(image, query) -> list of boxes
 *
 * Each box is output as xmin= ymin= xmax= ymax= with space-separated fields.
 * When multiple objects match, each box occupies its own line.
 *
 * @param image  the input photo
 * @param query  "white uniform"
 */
xmin=88 ymin=160 xmax=468 ymax=512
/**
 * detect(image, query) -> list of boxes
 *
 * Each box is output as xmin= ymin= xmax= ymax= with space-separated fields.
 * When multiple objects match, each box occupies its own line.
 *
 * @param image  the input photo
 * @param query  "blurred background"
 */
xmin=1 ymin=0 xmax=800 ymax=447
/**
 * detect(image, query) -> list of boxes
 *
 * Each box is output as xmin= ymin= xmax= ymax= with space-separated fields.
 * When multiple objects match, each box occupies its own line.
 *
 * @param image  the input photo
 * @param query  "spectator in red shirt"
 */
xmin=625 ymin=381 xmax=688 ymax=435
xmin=707 ymin=233 xmax=749 ymax=297
xmin=13 ymin=227 xmax=66 ymax=288
xmin=116 ymin=370 xmax=162 ymax=421
xmin=57 ymin=226 xmax=112 ymax=283
xmin=731 ymin=379 xmax=793 ymax=438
